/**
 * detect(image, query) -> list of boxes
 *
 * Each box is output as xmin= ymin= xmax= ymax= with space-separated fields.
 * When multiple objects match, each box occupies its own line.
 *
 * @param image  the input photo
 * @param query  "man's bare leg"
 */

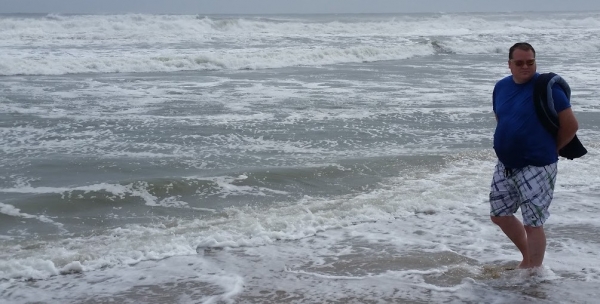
xmin=491 ymin=215 xmax=529 ymax=268
xmin=524 ymin=225 xmax=546 ymax=268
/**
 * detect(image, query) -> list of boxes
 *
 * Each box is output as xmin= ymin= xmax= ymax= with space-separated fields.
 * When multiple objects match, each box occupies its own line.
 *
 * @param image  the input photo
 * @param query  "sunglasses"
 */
xmin=511 ymin=59 xmax=536 ymax=67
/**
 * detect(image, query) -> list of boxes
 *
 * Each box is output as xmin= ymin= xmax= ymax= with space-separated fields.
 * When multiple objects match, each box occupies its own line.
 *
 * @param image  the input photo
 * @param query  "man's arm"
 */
xmin=556 ymin=108 xmax=579 ymax=151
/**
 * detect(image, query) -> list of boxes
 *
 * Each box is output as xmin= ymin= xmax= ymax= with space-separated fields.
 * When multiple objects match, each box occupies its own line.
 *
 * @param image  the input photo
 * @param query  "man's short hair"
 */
xmin=509 ymin=42 xmax=536 ymax=59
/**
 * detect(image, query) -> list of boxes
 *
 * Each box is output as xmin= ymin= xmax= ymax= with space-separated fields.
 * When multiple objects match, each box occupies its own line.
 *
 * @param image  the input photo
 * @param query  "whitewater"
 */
xmin=1 ymin=11 xmax=600 ymax=304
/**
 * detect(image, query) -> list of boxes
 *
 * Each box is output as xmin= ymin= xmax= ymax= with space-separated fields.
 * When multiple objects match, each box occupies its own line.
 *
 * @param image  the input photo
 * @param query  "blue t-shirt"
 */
xmin=492 ymin=73 xmax=571 ymax=168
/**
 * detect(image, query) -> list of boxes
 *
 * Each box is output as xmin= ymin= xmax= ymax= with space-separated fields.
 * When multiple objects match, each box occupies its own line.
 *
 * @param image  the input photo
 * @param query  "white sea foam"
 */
xmin=0 ymin=182 xmax=158 ymax=205
xmin=2 ymin=12 xmax=600 ymax=75
xmin=0 ymin=174 xmax=288 ymax=209
xmin=1 ymin=11 xmax=600 ymax=303
xmin=2 ymin=152 xmax=599 ymax=303
xmin=0 ymin=202 xmax=60 ymax=225
xmin=2 ymin=149 xmax=599 ymax=284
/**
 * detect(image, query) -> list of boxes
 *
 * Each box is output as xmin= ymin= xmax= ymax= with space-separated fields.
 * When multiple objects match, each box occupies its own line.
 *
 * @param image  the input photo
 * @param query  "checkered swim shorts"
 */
xmin=489 ymin=161 xmax=557 ymax=227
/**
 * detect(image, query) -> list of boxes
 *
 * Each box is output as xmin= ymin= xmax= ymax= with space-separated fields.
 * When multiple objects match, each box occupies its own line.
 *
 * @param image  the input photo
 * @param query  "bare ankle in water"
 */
xmin=518 ymin=260 xmax=529 ymax=269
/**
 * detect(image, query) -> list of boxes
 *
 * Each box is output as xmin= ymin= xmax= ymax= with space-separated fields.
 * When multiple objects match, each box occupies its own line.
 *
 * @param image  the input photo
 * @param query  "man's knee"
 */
xmin=524 ymin=225 xmax=544 ymax=232
xmin=490 ymin=215 xmax=509 ymax=225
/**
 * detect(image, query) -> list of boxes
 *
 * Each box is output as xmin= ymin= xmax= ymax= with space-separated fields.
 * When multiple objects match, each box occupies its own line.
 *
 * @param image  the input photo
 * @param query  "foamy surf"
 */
xmin=2 ymin=12 xmax=600 ymax=75
xmin=2 ymin=11 xmax=600 ymax=303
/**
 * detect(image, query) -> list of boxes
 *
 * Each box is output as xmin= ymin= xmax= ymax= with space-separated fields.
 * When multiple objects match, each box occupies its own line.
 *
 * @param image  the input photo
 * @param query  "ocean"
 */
xmin=1 ymin=11 xmax=600 ymax=303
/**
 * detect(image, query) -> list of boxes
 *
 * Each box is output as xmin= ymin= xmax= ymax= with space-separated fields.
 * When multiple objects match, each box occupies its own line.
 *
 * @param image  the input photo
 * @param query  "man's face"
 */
xmin=509 ymin=49 xmax=536 ymax=84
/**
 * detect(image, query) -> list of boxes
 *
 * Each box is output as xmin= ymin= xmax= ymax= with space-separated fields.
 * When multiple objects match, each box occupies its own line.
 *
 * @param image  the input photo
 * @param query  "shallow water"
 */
xmin=1 ymin=11 xmax=600 ymax=303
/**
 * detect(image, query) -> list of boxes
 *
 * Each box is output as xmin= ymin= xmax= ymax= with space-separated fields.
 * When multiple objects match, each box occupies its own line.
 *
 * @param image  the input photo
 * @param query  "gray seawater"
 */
xmin=1 ymin=12 xmax=600 ymax=303
xmin=1 ymin=56 xmax=498 ymax=236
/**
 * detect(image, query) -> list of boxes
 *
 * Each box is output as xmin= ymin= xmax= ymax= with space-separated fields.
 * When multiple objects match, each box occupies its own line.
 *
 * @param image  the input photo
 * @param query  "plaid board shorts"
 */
xmin=489 ymin=161 xmax=557 ymax=227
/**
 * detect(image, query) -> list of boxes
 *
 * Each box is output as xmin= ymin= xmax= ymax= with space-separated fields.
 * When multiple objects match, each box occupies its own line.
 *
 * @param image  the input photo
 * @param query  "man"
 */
xmin=490 ymin=42 xmax=579 ymax=269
